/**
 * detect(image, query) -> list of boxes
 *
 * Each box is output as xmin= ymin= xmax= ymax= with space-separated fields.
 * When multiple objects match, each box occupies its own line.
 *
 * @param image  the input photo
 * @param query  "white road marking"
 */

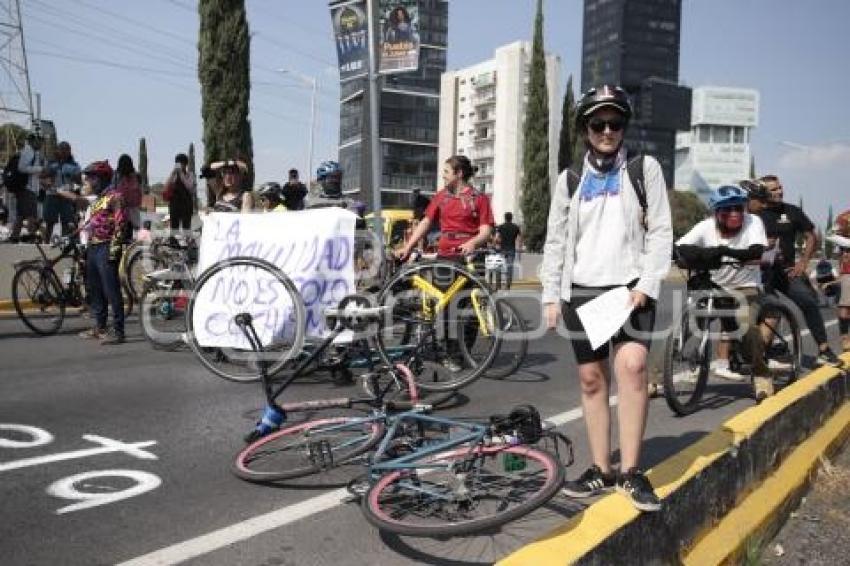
xmin=116 ymin=400 xmax=608 ymax=566
xmin=47 ymin=469 xmax=162 ymax=514
xmin=0 ymin=435 xmax=157 ymax=473
xmin=0 ymin=423 xmax=54 ymax=448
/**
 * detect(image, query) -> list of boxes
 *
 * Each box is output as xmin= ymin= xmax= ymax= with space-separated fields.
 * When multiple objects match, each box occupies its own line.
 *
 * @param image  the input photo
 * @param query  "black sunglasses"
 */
xmin=716 ymin=204 xmax=745 ymax=213
xmin=588 ymin=117 xmax=625 ymax=133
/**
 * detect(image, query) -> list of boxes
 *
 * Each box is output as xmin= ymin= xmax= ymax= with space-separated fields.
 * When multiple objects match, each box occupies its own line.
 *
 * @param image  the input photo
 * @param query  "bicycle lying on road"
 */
xmin=230 ymin=306 xmax=572 ymax=538
xmin=663 ymin=251 xmax=802 ymax=416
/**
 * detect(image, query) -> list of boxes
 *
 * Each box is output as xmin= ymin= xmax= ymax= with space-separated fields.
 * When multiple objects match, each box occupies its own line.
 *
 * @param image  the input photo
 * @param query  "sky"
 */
xmin=12 ymin=0 xmax=850 ymax=227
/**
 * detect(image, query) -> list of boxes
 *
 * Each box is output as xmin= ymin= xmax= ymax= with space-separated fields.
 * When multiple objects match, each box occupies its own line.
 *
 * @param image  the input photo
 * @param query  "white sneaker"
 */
xmin=671 ymin=369 xmax=699 ymax=385
xmin=713 ymin=366 xmax=748 ymax=382
xmin=767 ymin=358 xmax=792 ymax=371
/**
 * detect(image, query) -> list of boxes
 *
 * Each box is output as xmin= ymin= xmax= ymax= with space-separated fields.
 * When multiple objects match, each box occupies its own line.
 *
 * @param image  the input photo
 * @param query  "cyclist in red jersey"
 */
xmin=396 ymin=155 xmax=494 ymax=259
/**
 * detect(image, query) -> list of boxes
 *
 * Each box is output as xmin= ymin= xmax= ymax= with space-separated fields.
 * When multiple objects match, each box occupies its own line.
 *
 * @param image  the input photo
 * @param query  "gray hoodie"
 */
xmin=540 ymin=153 xmax=673 ymax=304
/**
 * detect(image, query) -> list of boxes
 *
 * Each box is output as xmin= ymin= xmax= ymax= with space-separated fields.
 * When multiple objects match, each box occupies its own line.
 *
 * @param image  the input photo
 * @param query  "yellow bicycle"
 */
xmin=375 ymin=253 xmax=504 ymax=391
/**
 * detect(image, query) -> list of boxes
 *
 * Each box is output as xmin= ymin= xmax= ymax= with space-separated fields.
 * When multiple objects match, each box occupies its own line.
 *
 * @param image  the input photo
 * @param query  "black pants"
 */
xmin=769 ymin=271 xmax=827 ymax=346
xmin=87 ymin=243 xmax=124 ymax=335
xmin=169 ymin=198 xmax=192 ymax=231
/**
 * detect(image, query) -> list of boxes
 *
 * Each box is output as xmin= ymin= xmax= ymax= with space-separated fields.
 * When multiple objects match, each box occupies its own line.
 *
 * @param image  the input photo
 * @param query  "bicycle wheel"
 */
xmin=376 ymin=260 xmax=502 ymax=392
xmin=362 ymin=443 xmax=564 ymax=537
xmin=233 ymin=416 xmax=386 ymax=483
xmin=472 ymin=299 xmax=528 ymax=379
xmin=758 ymin=301 xmax=802 ymax=384
xmin=123 ymin=245 xmax=161 ymax=302
xmin=139 ymin=281 xmax=189 ymax=350
xmin=663 ymin=309 xmax=711 ymax=416
xmin=12 ymin=264 xmax=65 ymax=335
xmin=186 ymin=256 xmax=306 ymax=383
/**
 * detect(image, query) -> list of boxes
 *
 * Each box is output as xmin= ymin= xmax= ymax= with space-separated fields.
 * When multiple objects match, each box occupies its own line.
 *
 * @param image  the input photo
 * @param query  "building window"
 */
xmin=733 ymin=126 xmax=745 ymax=144
xmin=698 ymin=126 xmax=710 ymax=143
xmin=713 ymin=125 xmax=730 ymax=143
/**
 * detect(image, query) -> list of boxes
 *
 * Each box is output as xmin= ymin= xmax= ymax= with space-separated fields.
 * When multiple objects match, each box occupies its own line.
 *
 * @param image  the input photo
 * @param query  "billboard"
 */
xmin=379 ymin=0 xmax=420 ymax=74
xmin=331 ymin=0 xmax=369 ymax=82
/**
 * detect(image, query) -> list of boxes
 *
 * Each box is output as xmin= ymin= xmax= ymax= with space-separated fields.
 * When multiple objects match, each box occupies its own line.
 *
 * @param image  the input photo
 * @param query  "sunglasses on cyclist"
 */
xmin=587 ymin=117 xmax=625 ymax=133
xmin=716 ymin=205 xmax=745 ymax=214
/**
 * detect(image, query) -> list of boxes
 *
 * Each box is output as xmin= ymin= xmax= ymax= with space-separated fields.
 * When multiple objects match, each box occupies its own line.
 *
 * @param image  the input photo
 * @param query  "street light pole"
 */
xmin=278 ymin=68 xmax=318 ymax=183
xmin=366 ymin=0 xmax=383 ymax=243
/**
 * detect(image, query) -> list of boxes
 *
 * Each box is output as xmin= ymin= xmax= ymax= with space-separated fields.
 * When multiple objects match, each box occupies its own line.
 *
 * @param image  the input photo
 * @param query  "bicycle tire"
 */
xmin=123 ymin=245 xmax=161 ymax=302
xmin=758 ymin=301 xmax=802 ymax=383
xmin=474 ymin=299 xmax=528 ymax=379
xmin=362 ymin=443 xmax=564 ymax=537
xmin=233 ymin=416 xmax=386 ymax=483
xmin=139 ymin=281 xmax=188 ymax=350
xmin=376 ymin=260 xmax=502 ymax=392
xmin=663 ymin=309 xmax=711 ymax=416
xmin=186 ymin=256 xmax=306 ymax=383
xmin=12 ymin=264 xmax=65 ymax=335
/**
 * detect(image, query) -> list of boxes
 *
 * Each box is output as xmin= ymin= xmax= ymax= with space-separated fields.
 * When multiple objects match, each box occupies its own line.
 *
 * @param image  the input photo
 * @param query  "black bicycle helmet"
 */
xmin=257 ymin=181 xmax=283 ymax=202
xmin=575 ymin=85 xmax=633 ymax=129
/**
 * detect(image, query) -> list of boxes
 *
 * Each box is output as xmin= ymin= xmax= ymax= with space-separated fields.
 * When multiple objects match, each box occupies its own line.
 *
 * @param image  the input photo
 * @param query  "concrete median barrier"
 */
xmin=499 ymin=355 xmax=850 ymax=565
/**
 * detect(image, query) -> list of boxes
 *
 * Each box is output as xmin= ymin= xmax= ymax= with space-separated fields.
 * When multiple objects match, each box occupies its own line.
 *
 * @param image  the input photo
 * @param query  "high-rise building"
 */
xmin=674 ymin=86 xmax=759 ymax=201
xmin=330 ymin=0 xmax=448 ymax=210
xmin=439 ymin=41 xmax=561 ymax=222
xmin=580 ymin=0 xmax=691 ymax=185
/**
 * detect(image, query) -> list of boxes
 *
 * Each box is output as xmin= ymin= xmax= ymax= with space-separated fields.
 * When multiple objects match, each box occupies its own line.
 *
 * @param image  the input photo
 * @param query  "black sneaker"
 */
xmin=561 ymin=465 xmax=615 ymax=498
xmin=816 ymin=348 xmax=843 ymax=368
xmin=616 ymin=468 xmax=661 ymax=512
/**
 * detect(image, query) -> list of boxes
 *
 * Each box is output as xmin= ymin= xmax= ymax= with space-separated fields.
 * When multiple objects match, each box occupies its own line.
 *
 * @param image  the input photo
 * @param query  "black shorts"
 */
xmin=561 ymin=282 xmax=656 ymax=365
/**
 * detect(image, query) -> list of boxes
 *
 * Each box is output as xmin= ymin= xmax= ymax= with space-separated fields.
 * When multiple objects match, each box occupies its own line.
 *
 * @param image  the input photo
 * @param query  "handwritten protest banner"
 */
xmin=192 ymin=208 xmax=357 ymax=349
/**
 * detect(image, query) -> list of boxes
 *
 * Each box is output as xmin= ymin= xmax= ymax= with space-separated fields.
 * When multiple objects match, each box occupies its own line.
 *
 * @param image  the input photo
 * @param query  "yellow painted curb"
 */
xmin=682 ymin=402 xmax=850 ymax=565
xmin=498 ymin=355 xmax=849 ymax=566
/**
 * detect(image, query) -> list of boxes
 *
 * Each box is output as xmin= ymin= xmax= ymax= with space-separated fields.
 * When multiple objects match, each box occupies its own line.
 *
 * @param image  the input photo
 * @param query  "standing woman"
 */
xmin=114 ymin=154 xmax=142 ymax=234
xmin=541 ymin=86 xmax=672 ymax=512
xmin=165 ymin=153 xmax=196 ymax=231
xmin=210 ymin=160 xmax=252 ymax=213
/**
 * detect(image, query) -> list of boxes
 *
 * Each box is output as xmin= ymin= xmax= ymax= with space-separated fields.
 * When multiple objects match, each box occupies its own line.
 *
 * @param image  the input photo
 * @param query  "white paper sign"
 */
xmin=193 ymin=209 xmax=356 ymax=349
xmin=575 ymin=286 xmax=634 ymax=350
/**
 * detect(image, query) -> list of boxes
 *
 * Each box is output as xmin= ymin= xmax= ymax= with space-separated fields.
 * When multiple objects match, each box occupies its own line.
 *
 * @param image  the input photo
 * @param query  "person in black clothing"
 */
xmin=411 ymin=188 xmax=430 ymax=220
xmin=756 ymin=175 xmax=841 ymax=367
xmin=281 ymin=168 xmax=307 ymax=210
xmin=495 ymin=212 xmax=522 ymax=289
xmin=166 ymin=153 xmax=195 ymax=233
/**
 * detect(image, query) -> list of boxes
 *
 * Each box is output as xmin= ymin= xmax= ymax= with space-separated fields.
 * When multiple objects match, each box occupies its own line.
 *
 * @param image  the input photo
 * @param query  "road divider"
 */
xmin=498 ymin=354 xmax=849 ymax=565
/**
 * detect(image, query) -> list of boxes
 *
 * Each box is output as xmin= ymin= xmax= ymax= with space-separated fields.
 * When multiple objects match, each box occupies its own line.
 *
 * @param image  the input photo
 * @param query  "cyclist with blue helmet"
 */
xmin=676 ymin=184 xmax=776 ymax=400
xmin=316 ymin=160 xmax=342 ymax=199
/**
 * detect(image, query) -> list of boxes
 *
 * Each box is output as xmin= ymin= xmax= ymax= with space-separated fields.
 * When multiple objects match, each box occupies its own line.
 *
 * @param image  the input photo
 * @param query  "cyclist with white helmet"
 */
xmin=676 ymin=185 xmax=774 ymax=399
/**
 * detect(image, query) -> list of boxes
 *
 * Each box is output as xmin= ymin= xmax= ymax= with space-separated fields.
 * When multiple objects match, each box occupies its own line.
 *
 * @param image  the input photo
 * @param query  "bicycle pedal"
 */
xmin=308 ymin=439 xmax=334 ymax=469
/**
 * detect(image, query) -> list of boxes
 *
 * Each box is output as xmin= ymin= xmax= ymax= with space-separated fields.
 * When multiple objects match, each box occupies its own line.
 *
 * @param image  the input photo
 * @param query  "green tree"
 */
xmin=824 ymin=205 xmax=834 ymax=257
xmin=520 ymin=0 xmax=550 ymax=252
xmin=198 ymin=0 xmax=254 ymax=188
xmin=669 ymin=190 xmax=709 ymax=239
xmin=557 ymin=74 xmax=577 ymax=173
xmin=138 ymin=137 xmax=149 ymax=193
xmin=0 ymin=122 xmax=27 ymax=164
xmin=188 ymin=142 xmax=196 ymax=176
xmin=749 ymin=155 xmax=756 ymax=179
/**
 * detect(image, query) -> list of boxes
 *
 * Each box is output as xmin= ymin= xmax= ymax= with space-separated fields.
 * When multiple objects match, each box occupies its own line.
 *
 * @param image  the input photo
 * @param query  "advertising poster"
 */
xmin=330 ymin=0 xmax=369 ymax=82
xmin=379 ymin=0 xmax=420 ymax=74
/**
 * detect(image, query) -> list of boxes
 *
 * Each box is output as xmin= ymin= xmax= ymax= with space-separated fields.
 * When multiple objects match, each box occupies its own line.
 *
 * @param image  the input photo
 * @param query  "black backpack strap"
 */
xmin=625 ymin=150 xmax=647 ymax=230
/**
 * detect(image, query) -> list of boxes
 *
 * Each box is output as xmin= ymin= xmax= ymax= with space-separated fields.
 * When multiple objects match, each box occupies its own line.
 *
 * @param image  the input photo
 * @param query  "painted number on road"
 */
xmin=0 ymin=423 xmax=161 ymax=514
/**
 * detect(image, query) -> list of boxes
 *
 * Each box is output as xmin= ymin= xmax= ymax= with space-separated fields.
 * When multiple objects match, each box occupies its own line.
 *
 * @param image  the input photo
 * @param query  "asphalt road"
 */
xmin=0 ymin=288 xmax=841 ymax=566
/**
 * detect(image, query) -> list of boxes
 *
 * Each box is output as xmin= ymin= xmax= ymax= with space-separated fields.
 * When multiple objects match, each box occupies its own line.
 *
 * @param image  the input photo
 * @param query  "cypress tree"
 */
xmin=188 ymin=142 xmax=196 ymax=176
xmin=749 ymin=154 xmax=756 ymax=179
xmin=557 ymin=75 xmax=577 ymax=173
xmin=198 ymin=0 xmax=254 ymax=188
xmin=520 ymin=0 xmax=550 ymax=252
xmin=138 ymin=137 xmax=149 ymax=193
xmin=824 ymin=205 xmax=834 ymax=257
